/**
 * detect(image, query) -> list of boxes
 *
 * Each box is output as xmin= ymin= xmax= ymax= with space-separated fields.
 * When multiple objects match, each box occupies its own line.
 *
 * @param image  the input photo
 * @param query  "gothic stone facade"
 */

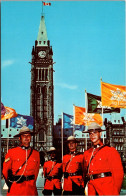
xmin=30 ymin=16 xmax=54 ymax=152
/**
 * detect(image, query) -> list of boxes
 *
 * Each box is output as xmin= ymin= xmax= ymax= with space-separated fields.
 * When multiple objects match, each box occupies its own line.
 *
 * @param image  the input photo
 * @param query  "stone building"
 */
xmin=30 ymin=14 xmax=54 ymax=151
xmin=104 ymin=113 xmax=126 ymax=172
xmin=1 ymin=125 xmax=19 ymax=155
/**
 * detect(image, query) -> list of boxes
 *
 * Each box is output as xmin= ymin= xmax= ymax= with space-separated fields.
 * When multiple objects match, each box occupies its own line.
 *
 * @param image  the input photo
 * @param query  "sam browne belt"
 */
xmin=46 ymin=175 xmax=61 ymax=180
xmin=64 ymin=171 xmax=82 ymax=178
xmin=86 ymin=172 xmax=112 ymax=181
xmin=13 ymin=175 xmax=35 ymax=183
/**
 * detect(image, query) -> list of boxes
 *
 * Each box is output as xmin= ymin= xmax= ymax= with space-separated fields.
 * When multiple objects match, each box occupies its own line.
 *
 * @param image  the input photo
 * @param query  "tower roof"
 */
xmin=37 ymin=15 xmax=48 ymax=46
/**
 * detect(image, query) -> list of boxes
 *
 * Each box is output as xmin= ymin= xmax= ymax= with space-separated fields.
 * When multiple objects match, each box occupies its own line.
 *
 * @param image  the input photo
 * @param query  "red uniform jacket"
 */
xmin=43 ymin=160 xmax=62 ymax=190
xmin=84 ymin=145 xmax=124 ymax=195
xmin=63 ymin=152 xmax=84 ymax=191
xmin=2 ymin=147 xmax=40 ymax=196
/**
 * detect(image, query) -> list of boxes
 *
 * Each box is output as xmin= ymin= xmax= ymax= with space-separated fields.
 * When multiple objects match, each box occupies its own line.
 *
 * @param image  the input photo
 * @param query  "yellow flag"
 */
xmin=74 ymin=106 xmax=86 ymax=125
xmin=101 ymin=81 xmax=126 ymax=108
xmin=74 ymin=105 xmax=103 ymax=126
xmin=82 ymin=113 xmax=103 ymax=126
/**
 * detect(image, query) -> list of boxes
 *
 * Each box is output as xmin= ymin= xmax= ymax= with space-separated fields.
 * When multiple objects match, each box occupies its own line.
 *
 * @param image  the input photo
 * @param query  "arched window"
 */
xmin=37 ymin=86 xmax=41 ymax=93
xmin=39 ymin=69 xmax=41 ymax=80
xmin=114 ymin=131 xmax=116 ymax=135
xmin=45 ymin=69 xmax=48 ymax=81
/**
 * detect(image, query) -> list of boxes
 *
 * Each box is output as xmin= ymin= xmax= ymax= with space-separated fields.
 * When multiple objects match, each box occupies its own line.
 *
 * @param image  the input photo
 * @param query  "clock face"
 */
xmin=38 ymin=51 xmax=46 ymax=58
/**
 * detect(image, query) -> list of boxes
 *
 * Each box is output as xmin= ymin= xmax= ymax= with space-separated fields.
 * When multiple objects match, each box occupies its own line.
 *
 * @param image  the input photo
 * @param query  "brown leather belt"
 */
xmin=64 ymin=171 xmax=82 ymax=178
xmin=15 ymin=175 xmax=35 ymax=183
xmin=86 ymin=172 xmax=112 ymax=181
xmin=46 ymin=175 xmax=61 ymax=180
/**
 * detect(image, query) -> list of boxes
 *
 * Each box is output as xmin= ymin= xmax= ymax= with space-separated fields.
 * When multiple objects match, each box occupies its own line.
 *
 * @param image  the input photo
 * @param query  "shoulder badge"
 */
xmin=5 ymin=157 xmax=10 ymax=163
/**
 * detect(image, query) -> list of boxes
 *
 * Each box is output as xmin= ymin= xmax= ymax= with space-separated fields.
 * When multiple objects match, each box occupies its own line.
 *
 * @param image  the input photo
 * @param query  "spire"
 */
xmin=37 ymin=15 xmax=48 ymax=46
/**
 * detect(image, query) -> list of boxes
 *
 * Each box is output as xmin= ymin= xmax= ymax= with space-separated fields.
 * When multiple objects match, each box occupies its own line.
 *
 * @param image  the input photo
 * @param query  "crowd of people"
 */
xmin=2 ymin=122 xmax=124 ymax=196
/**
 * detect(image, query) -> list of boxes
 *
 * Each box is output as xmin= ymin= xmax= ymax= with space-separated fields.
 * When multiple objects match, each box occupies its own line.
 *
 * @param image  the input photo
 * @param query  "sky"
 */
xmin=1 ymin=0 xmax=126 ymax=124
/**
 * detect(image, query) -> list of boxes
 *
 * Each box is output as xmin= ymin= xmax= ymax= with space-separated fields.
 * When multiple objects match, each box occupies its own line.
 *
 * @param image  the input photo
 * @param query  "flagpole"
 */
xmin=85 ymin=89 xmax=87 ymax=150
xmin=73 ymin=104 xmax=75 ymax=136
xmin=42 ymin=1 xmax=44 ymax=16
xmin=7 ymin=118 xmax=10 ymax=153
xmin=61 ymin=112 xmax=64 ymax=161
xmin=101 ymin=78 xmax=104 ymax=144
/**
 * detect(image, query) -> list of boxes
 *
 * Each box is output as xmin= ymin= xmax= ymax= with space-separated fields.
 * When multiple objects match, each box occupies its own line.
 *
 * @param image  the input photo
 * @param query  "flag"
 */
xmin=43 ymin=2 xmax=51 ymax=6
xmin=63 ymin=113 xmax=73 ymax=129
xmin=83 ymin=113 xmax=103 ymax=126
xmin=87 ymin=92 xmax=120 ymax=113
xmin=74 ymin=105 xmax=103 ymax=126
xmin=10 ymin=114 xmax=34 ymax=129
xmin=63 ymin=112 xmax=85 ymax=130
xmin=1 ymin=103 xmax=17 ymax=120
xmin=74 ymin=106 xmax=86 ymax=125
xmin=1 ymin=103 xmax=6 ymax=116
xmin=101 ymin=81 xmax=126 ymax=108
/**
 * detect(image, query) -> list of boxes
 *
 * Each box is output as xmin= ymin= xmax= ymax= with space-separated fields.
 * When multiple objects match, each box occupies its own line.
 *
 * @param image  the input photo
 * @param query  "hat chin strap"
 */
xmin=20 ymin=145 xmax=31 ymax=150
xmin=93 ymin=141 xmax=103 ymax=148
xmin=93 ymin=144 xmax=100 ymax=148
xmin=70 ymin=150 xmax=77 ymax=154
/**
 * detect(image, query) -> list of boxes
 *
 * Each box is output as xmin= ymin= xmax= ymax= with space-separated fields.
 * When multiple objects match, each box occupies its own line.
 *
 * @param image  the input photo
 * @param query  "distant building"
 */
xmin=1 ymin=125 xmax=20 ymax=154
xmin=104 ymin=113 xmax=126 ymax=172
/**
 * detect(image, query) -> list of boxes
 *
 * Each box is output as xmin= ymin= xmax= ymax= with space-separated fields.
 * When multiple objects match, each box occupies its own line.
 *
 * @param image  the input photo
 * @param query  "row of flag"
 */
xmin=1 ymin=81 xmax=126 ymax=130
xmin=1 ymin=103 xmax=33 ymax=129
xmin=62 ymin=81 xmax=126 ymax=130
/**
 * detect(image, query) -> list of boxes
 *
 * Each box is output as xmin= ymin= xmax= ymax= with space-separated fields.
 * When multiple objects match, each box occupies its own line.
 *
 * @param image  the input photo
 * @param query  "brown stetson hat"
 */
xmin=47 ymin=147 xmax=56 ymax=153
xmin=14 ymin=126 xmax=34 ymax=137
xmin=83 ymin=122 xmax=105 ymax=133
xmin=66 ymin=135 xmax=79 ymax=143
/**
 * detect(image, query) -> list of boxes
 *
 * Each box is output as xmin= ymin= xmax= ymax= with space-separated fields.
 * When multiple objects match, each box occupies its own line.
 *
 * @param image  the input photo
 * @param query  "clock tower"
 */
xmin=30 ymin=14 xmax=54 ymax=151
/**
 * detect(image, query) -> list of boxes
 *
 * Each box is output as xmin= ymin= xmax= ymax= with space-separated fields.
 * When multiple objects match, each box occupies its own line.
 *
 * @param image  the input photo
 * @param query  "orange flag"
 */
xmin=1 ymin=106 xmax=17 ymax=120
xmin=74 ymin=106 xmax=86 ymax=125
xmin=83 ymin=113 xmax=103 ymax=126
xmin=101 ymin=81 xmax=126 ymax=108
xmin=74 ymin=105 xmax=103 ymax=126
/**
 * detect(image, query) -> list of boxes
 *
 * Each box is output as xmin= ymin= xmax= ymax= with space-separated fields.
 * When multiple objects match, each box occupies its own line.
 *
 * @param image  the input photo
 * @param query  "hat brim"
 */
xmin=83 ymin=129 xmax=106 ymax=133
xmin=66 ymin=139 xmax=79 ymax=143
xmin=14 ymin=131 xmax=35 ymax=138
xmin=47 ymin=150 xmax=56 ymax=153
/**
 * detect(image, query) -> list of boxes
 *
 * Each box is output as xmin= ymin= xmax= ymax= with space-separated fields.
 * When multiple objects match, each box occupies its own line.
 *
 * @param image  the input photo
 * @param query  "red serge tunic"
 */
xmin=63 ymin=152 xmax=84 ymax=191
xmin=43 ymin=160 xmax=62 ymax=190
xmin=84 ymin=145 xmax=124 ymax=195
xmin=2 ymin=147 xmax=40 ymax=196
